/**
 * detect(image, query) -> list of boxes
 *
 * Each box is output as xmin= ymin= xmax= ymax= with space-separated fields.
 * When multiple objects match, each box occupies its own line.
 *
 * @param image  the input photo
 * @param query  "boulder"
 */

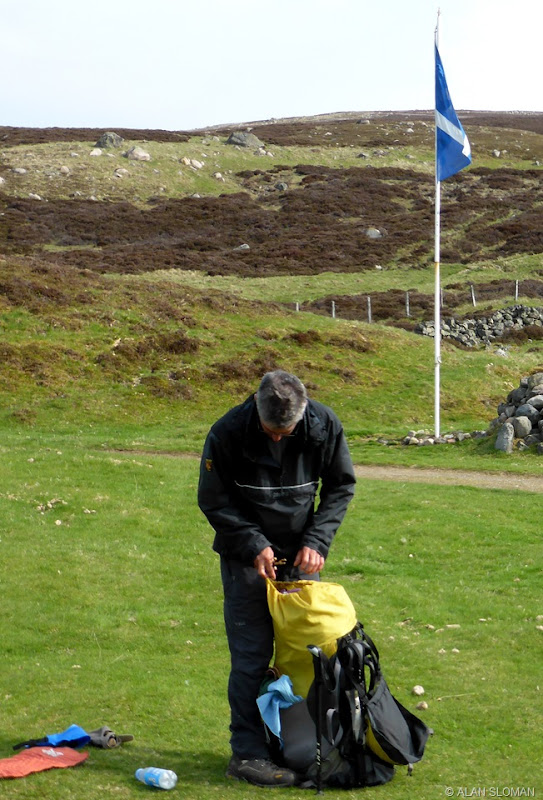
xmin=495 ymin=422 xmax=514 ymax=453
xmin=508 ymin=387 xmax=527 ymax=405
xmin=226 ymin=131 xmax=264 ymax=148
xmin=511 ymin=416 xmax=532 ymax=438
xmin=123 ymin=146 xmax=151 ymax=161
xmin=527 ymin=383 xmax=543 ymax=398
xmin=527 ymin=372 xmax=543 ymax=389
xmin=95 ymin=131 xmax=124 ymax=148
xmin=515 ymin=403 xmax=540 ymax=424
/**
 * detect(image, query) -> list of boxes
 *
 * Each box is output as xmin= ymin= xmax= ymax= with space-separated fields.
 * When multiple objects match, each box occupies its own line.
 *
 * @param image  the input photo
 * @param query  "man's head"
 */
xmin=255 ymin=371 xmax=307 ymax=440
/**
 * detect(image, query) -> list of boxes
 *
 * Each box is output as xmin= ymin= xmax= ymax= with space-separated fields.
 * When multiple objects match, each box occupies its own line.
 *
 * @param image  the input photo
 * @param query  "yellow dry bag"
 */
xmin=266 ymin=579 xmax=357 ymax=698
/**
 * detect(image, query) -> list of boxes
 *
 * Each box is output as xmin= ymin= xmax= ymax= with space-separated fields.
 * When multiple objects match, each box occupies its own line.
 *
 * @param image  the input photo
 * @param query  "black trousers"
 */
xmin=220 ymin=557 xmax=318 ymax=760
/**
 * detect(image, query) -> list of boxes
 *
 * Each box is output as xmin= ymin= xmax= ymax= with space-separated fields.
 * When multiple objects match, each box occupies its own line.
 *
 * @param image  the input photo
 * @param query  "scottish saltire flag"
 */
xmin=435 ymin=44 xmax=471 ymax=181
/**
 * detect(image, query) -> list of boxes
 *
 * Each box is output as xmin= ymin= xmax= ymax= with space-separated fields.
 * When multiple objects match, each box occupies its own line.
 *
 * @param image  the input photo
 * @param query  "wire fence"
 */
xmin=298 ymin=279 xmax=540 ymax=322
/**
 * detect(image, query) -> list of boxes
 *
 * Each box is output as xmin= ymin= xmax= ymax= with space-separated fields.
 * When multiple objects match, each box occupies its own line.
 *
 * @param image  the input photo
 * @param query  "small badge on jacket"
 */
xmin=205 ymin=459 xmax=213 ymax=472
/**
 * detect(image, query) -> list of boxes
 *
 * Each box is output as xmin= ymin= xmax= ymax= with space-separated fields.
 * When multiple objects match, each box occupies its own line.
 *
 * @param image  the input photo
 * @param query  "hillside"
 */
xmin=0 ymin=111 xmax=542 ymax=450
xmin=1 ymin=113 xmax=543 ymax=280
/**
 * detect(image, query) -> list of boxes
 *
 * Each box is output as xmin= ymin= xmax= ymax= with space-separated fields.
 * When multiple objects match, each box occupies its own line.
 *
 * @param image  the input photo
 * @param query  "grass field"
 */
xmin=0 ymin=431 xmax=541 ymax=799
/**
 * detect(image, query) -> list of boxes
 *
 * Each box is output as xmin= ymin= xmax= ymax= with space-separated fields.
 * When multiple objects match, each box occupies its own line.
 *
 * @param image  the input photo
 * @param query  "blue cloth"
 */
xmin=45 ymin=725 xmax=90 ymax=748
xmin=435 ymin=44 xmax=472 ymax=181
xmin=257 ymin=675 xmax=303 ymax=743
xmin=13 ymin=723 xmax=91 ymax=751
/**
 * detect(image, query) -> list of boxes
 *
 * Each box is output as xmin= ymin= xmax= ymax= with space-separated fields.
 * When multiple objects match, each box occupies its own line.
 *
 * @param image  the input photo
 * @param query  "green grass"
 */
xmin=1 ymin=258 xmax=542 ymax=465
xmin=0 ymin=437 xmax=541 ymax=799
xmin=132 ymin=252 xmax=543 ymax=304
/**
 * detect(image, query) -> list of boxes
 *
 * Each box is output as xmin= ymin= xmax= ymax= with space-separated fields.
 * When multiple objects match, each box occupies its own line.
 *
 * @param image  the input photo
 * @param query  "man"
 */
xmin=198 ymin=370 xmax=356 ymax=787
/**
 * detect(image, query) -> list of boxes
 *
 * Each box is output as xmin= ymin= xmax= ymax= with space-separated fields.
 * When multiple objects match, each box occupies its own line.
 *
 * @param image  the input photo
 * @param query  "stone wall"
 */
xmin=489 ymin=372 xmax=543 ymax=453
xmin=415 ymin=305 xmax=543 ymax=347
xmin=397 ymin=371 xmax=543 ymax=455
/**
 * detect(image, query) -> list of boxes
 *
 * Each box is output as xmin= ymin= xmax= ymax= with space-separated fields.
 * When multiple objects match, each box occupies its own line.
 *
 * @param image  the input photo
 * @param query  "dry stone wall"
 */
xmin=415 ymin=305 xmax=543 ymax=347
xmin=396 ymin=371 xmax=543 ymax=455
xmin=490 ymin=371 xmax=543 ymax=453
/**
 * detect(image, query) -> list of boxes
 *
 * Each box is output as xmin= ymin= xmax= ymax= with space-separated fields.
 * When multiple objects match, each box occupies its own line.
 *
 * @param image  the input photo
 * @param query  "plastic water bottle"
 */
xmin=135 ymin=767 xmax=178 ymax=789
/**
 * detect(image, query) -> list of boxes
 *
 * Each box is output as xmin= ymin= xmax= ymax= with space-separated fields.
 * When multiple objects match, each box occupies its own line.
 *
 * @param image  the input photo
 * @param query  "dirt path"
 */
xmin=112 ymin=449 xmax=542 ymax=493
xmin=354 ymin=464 xmax=543 ymax=493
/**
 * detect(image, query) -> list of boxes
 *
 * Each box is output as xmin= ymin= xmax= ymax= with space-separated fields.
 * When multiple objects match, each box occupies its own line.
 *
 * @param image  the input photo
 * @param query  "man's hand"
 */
xmin=294 ymin=546 xmax=325 ymax=576
xmin=254 ymin=546 xmax=277 ymax=580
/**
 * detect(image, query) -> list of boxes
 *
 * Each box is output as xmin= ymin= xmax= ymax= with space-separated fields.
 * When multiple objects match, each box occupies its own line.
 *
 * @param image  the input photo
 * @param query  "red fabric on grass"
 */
xmin=0 ymin=747 xmax=88 ymax=779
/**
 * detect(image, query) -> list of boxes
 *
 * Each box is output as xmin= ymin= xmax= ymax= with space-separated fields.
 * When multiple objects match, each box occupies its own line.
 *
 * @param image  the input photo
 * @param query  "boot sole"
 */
xmin=226 ymin=770 xmax=295 ymax=788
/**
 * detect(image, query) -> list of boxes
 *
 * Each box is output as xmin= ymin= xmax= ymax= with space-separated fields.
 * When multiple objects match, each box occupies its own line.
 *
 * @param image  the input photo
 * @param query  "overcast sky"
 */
xmin=3 ymin=0 xmax=542 ymax=131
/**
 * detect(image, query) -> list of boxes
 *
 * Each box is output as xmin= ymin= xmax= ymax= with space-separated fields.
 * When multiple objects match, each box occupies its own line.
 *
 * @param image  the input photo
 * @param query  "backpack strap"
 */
xmin=358 ymin=627 xmax=381 ymax=664
xmin=338 ymin=638 xmax=379 ymax=698
xmin=308 ymin=646 xmax=344 ymax=747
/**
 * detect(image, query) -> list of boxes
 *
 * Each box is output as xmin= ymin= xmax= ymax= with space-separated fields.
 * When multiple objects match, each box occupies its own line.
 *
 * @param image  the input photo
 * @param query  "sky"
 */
xmin=2 ymin=0 xmax=542 ymax=131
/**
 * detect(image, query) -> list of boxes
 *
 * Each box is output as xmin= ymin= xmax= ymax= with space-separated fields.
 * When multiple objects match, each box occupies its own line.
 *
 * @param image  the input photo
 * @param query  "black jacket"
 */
xmin=198 ymin=394 xmax=356 ymax=564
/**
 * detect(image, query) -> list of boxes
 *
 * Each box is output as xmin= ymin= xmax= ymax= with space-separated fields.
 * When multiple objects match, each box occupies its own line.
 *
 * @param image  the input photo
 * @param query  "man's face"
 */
xmin=259 ymin=419 xmax=297 ymax=442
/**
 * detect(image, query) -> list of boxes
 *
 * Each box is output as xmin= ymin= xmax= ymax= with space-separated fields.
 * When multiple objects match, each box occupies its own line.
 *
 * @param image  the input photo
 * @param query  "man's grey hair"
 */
xmin=255 ymin=370 xmax=307 ymax=429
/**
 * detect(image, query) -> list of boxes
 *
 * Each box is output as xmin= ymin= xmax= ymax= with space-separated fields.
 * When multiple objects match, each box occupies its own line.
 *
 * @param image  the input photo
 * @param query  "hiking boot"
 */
xmin=226 ymin=755 xmax=297 ymax=787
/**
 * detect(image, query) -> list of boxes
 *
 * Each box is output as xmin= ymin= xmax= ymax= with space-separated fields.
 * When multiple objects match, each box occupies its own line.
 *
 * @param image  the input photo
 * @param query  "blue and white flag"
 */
xmin=435 ymin=44 xmax=471 ymax=181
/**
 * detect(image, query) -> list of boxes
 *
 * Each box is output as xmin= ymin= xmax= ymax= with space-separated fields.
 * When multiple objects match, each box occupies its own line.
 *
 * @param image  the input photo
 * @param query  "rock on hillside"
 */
xmin=95 ymin=131 xmax=124 ymax=148
xmin=225 ymin=131 xmax=265 ymax=148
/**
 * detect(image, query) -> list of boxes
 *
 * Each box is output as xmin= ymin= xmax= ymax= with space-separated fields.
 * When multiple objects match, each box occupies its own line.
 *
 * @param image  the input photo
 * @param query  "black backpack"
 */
xmin=269 ymin=623 xmax=432 ymax=791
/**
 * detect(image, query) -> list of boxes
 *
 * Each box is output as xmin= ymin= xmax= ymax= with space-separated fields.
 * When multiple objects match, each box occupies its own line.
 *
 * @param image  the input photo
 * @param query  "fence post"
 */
xmin=470 ymin=284 xmax=476 ymax=307
xmin=367 ymin=295 xmax=372 ymax=323
xmin=295 ymin=301 xmax=299 ymax=312
xmin=331 ymin=300 xmax=336 ymax=319
xmin=515 ymin=280 xmax=519 ymax=301
xmin=406 ymin=291 xmax=410 ymax=317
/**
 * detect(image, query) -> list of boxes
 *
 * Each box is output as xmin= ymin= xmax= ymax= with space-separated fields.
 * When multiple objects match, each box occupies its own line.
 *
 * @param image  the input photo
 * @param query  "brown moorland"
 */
xmin=1 ymin=111 xmax=542 ymax=330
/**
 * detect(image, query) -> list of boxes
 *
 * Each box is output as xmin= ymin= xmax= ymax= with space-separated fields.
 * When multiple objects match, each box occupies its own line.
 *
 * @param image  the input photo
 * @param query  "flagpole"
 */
xmin=434 ymin=174 xmax=441 ymax=439
xmin=434 ymin=12 xmax=441 ymax=438
xmin=433 ymin=11 xmax=472 ymax=439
